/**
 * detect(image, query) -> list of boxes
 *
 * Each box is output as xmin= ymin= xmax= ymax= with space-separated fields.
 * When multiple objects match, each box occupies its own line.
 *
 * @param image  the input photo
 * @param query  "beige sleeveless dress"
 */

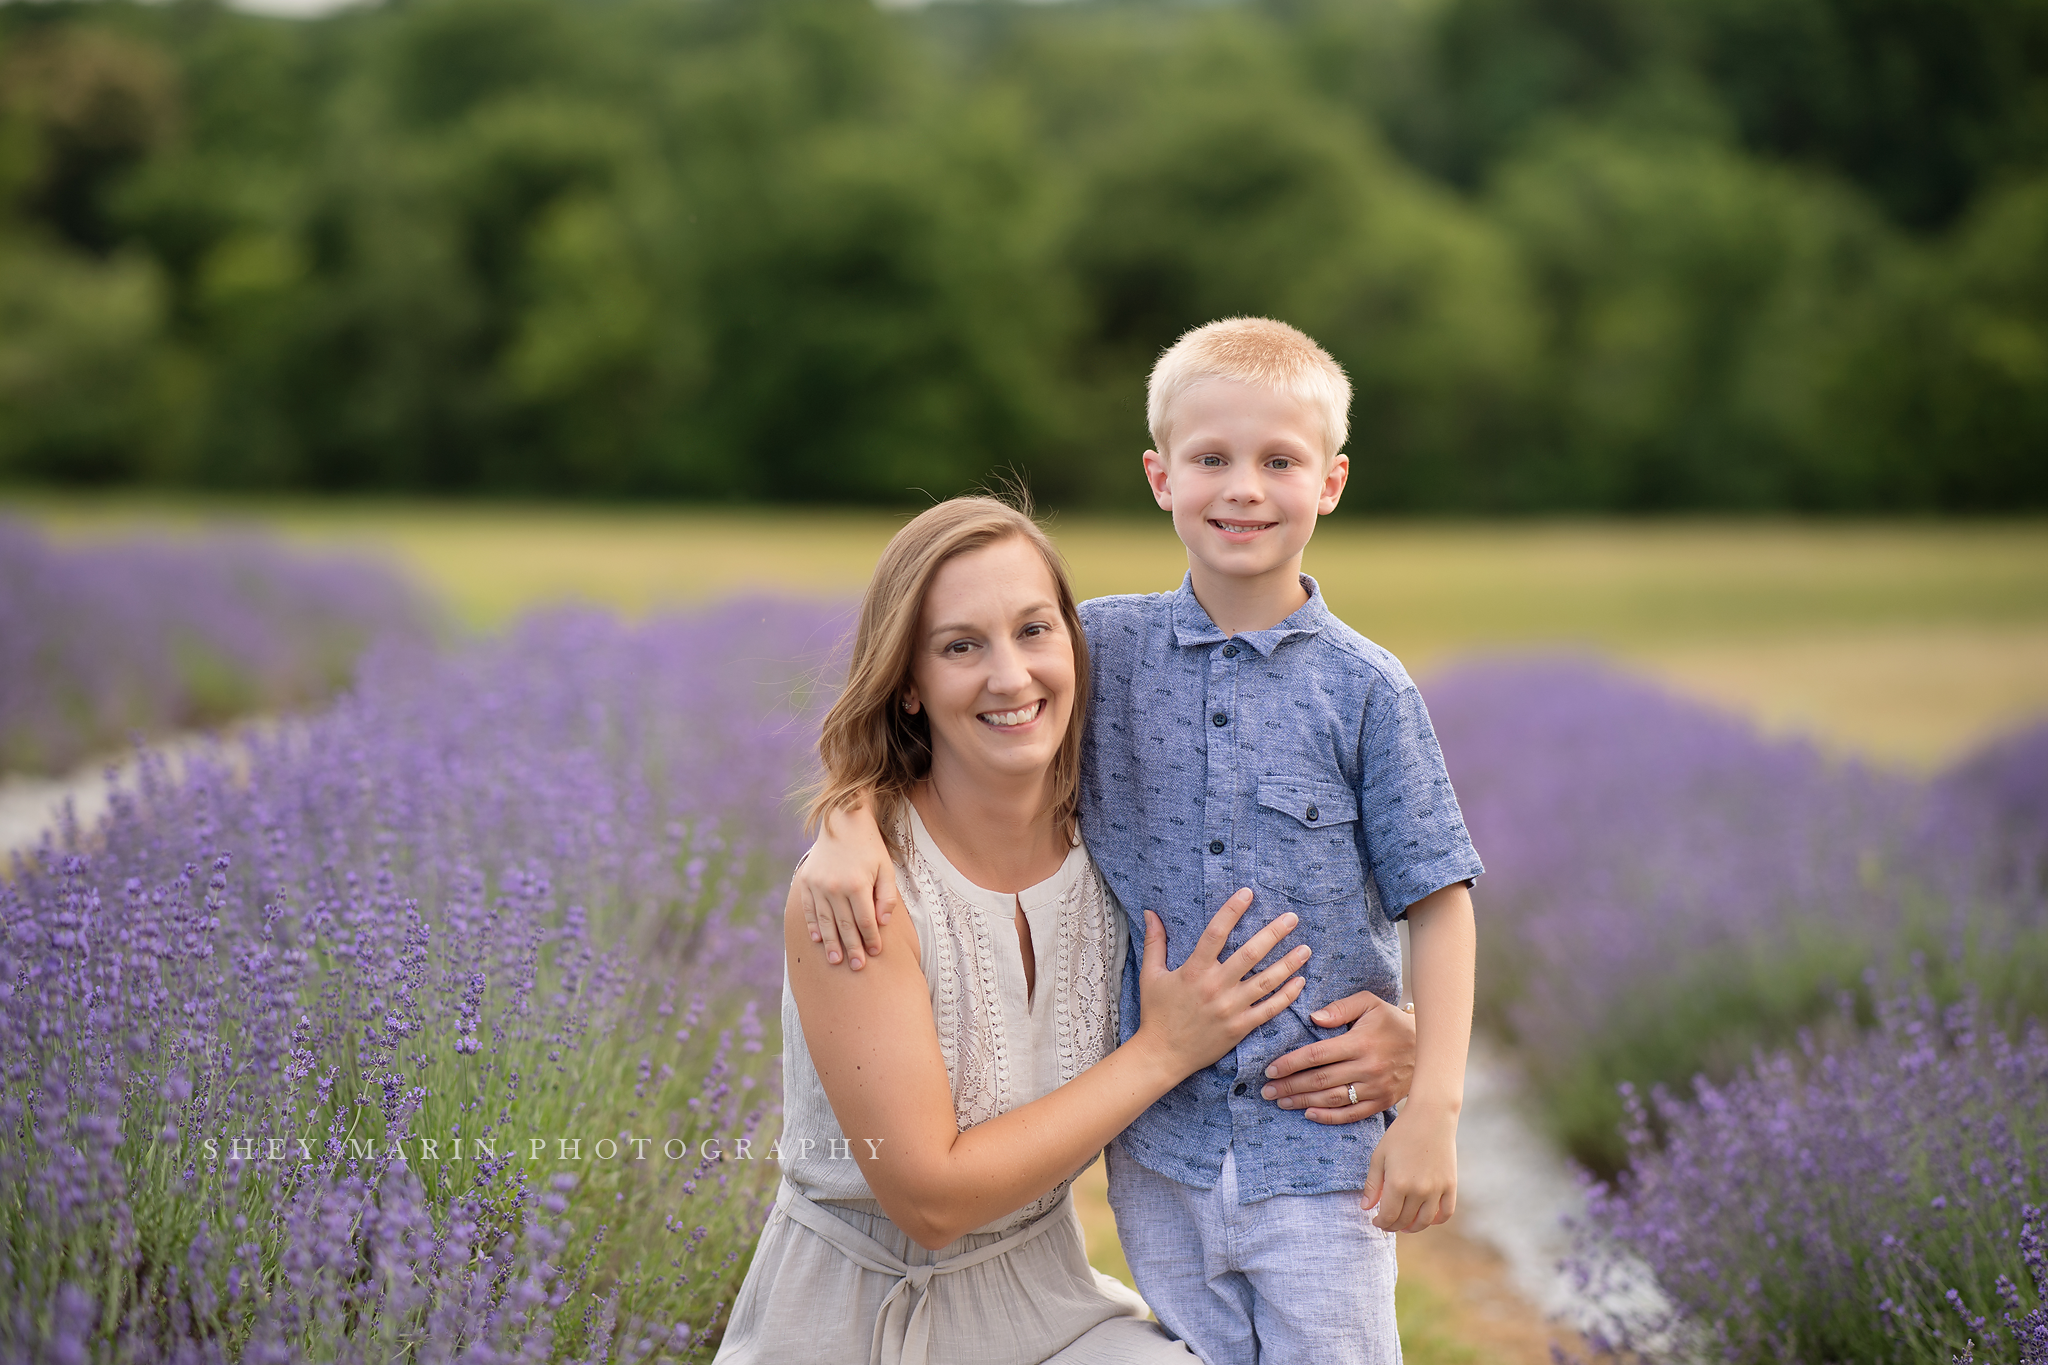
xmin=714 ymin=806 xmax=1193 ymax=1365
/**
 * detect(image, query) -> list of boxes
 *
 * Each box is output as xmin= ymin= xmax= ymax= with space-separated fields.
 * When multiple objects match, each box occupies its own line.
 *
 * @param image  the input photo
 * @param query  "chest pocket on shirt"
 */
xmin=1252 ymin=778 xmax=1365 ymax=905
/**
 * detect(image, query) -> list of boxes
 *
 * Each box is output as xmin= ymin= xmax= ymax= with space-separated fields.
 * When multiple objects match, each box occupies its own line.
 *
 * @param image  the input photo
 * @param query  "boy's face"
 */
xmin=1141 ymin=379 xmax=1349 ymax=586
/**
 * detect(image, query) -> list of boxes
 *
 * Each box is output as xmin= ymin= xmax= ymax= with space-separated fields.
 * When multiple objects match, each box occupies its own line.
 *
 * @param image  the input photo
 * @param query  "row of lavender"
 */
xmin=1428 ymin=660 xmax=2048 ymax=1363
xmin=3 ymin=602 xmax=843 ymax=1362
xmin=1 ymin=517 xmax=434 ymax=774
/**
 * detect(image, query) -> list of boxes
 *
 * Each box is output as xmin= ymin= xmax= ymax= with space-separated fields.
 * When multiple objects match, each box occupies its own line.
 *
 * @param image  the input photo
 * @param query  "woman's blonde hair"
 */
xmin=809 ymin=494 xmax=1090 ymax=857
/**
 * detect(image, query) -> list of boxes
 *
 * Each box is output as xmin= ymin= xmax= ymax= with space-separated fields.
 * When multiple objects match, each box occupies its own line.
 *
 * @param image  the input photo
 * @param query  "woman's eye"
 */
xmin=945 ymin=640 xmax=975 ymax=655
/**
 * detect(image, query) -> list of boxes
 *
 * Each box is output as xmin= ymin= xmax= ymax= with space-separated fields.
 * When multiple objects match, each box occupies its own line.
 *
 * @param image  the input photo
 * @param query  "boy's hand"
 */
xmin=1360 ymin=1102 xmax=1457 ymax=1232
xmin=1259 ymin=991 xmax=1415 ymax=1122
xmin=787 ymin=803 xmax=898 ymax=970
xmin=1365 ymin=881 xmax=1472 ymax=1231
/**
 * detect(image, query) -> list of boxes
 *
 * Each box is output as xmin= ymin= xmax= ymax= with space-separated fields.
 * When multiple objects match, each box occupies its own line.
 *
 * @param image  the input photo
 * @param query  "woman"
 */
xmin=715 ymin=497 xmax=1312 ymax=1364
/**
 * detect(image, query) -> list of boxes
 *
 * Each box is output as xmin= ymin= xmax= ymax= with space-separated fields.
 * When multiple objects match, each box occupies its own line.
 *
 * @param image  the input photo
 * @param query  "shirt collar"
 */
xmin=1168 ymin=572 xmax=1330 ymax=657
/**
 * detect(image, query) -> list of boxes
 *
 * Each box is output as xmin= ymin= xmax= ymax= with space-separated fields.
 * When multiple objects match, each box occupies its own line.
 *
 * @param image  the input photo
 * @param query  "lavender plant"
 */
xmin=1 ymin=601 xmax=846 ymax=1362
xmin=1427 ymin=657 xmax=2048 ymax=1173
xmin=0 ymin=517 xmax=435 ymax=774
xmin=1922 ymin=721 xmax=2048 ymax=916
xmin=1569 ymin=986 xmax=2048 ymax=1365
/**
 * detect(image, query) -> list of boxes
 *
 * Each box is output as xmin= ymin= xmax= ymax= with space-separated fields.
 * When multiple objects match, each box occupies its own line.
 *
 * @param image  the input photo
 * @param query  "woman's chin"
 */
xmin=934 ymin=735 xmax=1062 ymax=787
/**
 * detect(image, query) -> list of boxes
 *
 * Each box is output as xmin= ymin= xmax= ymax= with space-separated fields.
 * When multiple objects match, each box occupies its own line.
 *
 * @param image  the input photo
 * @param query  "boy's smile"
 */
xmin=1142 ymin=378 xmax=1350 ymax=633
xmin=1209 ymin=516 xmax=1280 ymax=540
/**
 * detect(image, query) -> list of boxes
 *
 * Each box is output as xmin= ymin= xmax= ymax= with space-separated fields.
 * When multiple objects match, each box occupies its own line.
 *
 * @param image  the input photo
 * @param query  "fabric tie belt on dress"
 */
xmin=772 ymin=1178 xmax=1074 ymax=1365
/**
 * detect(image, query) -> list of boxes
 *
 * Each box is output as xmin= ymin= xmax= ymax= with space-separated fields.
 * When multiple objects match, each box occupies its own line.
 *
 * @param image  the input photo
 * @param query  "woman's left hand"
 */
xmin=1258 ymin=990 xmax=1416 ymax=1123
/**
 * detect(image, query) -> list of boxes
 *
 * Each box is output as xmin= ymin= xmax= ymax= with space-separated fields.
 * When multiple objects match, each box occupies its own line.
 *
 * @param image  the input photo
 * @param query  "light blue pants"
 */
xmin=1106 ymin=1140 xmax=1402 ymax=1365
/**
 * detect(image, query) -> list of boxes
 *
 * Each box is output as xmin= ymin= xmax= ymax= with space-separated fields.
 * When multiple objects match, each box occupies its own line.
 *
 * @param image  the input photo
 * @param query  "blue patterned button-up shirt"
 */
xmin=1077 ymin=572 xmax=1484 ymax=1202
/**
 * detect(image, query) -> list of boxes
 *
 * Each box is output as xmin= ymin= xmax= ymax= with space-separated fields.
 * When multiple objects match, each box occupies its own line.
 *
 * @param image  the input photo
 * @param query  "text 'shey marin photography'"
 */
xmin=187 ymin=1135 xmax=881 ymax=1163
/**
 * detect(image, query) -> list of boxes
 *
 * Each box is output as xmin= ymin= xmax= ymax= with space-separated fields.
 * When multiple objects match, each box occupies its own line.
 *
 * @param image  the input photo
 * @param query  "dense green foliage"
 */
xmin=2 ymin=0 xmax=2045 ymax=509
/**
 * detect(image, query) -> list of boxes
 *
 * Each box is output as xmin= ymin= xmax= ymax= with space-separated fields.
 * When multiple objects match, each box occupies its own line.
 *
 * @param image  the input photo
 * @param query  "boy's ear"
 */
xmin=1318 ymin=453 xmax=1350 ymax=516
xmin=1141 ymin=449 xmax=1174 ymax=511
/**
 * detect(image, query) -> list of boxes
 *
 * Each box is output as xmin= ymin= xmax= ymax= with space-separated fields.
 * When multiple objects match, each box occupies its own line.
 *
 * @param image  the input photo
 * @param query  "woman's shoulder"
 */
xmin=1070 ymin=833 xmax=1111 ymax=891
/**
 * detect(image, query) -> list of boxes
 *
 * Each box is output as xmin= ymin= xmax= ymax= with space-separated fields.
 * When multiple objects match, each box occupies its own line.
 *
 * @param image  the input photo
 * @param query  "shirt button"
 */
xmin=1209 ymin=839 xmax=1225 ymax=855
xmin=1233 ymin=1082 xmax=1247 ymax=1095
xmin=1212 ymin=712 xmax=1228 ymax=727
xmin=1306 ymin=805 xmax=1319 ymax=822
xmin=1221 ymin=643 xmax=1239 ymax=658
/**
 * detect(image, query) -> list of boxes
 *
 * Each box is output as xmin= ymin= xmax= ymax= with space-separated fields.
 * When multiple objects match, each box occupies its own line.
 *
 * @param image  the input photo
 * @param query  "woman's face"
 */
xmin=905 ymin=536 xmax=1076 ymax=792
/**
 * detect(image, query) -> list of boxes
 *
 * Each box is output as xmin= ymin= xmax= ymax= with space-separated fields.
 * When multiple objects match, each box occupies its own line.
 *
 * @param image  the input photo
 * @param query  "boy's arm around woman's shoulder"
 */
xmin=790 ymin=798 xmax=900 ymax=970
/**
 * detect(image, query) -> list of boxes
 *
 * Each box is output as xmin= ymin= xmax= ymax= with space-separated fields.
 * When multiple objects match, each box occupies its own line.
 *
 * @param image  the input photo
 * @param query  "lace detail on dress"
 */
xmin=900 ymin=827 xmax=1013 ymax=1130
xmin=895 ymin=820 xmax=1123 ymax=1227
xmin=1052 ymin=872 xmax=1121 ymax=1090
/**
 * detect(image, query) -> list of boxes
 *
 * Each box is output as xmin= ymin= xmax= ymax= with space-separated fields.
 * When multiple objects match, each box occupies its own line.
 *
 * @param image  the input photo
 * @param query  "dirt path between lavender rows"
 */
xmin=0 ymin=722 xmax=287 ymax=865
xmin=1 ymin=756 xmax=133 ymax=859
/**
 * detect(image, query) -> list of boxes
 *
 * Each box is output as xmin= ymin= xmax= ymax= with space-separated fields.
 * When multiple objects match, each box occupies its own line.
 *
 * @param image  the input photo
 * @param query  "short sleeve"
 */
xmin=1358 ymin=682 xmax=1485 ymax=920
xmin=1077 ymin=595 xmax=1109 ymax=648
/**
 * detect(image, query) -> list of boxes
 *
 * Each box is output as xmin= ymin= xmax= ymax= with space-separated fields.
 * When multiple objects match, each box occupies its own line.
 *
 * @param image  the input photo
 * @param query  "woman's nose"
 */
xmin=984 ymin=640 xmax=1032 ymax=693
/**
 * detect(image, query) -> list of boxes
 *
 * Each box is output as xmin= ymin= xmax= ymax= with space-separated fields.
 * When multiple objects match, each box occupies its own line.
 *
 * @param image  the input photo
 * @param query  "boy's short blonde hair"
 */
xmin=1146 ymin=317 xmax=1351 ymax=461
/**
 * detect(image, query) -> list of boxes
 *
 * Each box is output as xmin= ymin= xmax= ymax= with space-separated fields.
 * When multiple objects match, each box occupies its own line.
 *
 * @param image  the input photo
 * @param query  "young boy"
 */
xmin=794 ymin=317 xmax=1482 ymax=1364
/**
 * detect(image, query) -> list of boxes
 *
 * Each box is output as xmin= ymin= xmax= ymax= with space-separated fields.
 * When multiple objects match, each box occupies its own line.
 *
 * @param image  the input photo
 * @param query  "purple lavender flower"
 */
xmin=1 ymin=597 xmax=848 ymax=1360
xmin=1922 ymin=721 xmax=2048 ymax=913
xmin=0 ymin=516 xmax=436 ymax=774
xmin=1427 ymin=656 xmax=2048 ymax=1171
xmin=1570 ymin=988 xmax=2047 ymax=1364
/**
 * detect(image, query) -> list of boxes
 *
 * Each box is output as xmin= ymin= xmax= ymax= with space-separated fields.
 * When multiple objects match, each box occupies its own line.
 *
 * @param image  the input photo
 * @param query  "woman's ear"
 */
xmin=901 ymin=691 xmax=921 ymax=715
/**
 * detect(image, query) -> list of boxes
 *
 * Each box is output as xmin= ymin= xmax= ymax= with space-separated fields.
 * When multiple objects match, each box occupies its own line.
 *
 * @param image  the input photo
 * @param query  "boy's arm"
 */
xmin=1360 ymin=880 xmax=1474 ymax=1231
xmin=788 ymin=798 xmax=898 ymax=969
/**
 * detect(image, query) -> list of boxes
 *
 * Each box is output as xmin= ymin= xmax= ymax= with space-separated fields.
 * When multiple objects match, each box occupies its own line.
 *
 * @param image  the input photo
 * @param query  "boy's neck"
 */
xmin=1186 ymin=554 xmax=1311 ymax=635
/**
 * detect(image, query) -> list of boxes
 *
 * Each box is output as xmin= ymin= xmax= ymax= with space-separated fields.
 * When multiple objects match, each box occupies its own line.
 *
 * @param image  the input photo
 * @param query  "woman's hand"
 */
xmin=1134 ymin=889 xmax=1309 ymax=1076
xmin=1258 ymin=991 xmax=1416 ymax=1123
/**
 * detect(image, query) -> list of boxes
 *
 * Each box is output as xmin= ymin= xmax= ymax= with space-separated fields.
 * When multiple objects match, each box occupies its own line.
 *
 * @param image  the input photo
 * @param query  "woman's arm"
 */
xmin=1258 ymin=990 xmax=1417 ymax=1118
xmin=786 ymin=884 xmax=1308 ymax=1250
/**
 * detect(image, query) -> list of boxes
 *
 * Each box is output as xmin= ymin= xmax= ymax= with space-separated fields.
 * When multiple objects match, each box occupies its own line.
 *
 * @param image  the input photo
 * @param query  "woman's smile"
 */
xmin=978 ymin=698 xmax=1046 ymax=730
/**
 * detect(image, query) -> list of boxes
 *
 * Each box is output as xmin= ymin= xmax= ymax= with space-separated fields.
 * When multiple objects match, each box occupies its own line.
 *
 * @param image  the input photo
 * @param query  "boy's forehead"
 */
xmin=1162 ymin=378 xmax=1334 ymax=454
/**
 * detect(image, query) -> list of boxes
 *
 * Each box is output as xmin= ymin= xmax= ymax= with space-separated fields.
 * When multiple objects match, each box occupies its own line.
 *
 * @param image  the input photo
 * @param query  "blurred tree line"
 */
xmin=1 ymin=0 xmax=2044 ymax=510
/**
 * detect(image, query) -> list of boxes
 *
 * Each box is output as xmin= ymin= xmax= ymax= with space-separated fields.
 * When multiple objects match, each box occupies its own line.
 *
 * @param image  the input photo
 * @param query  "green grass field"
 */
xmin=15 ymin=496 xmax=2047 ymax=768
